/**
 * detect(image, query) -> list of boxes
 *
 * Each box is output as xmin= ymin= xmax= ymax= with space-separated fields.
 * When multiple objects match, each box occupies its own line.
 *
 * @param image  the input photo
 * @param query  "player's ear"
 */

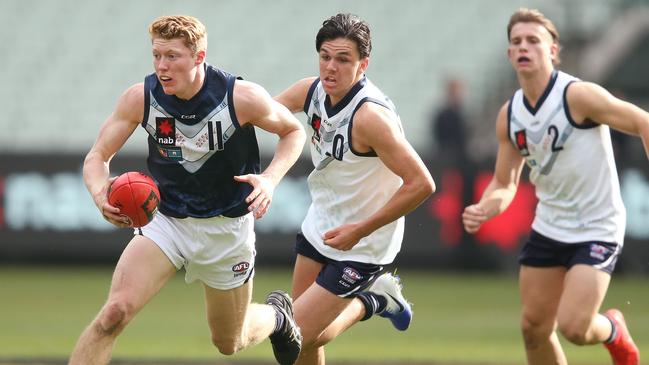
xmin=195 ymin=50 xmax=206 ymax=65
xmin=549 ymin=42 xmax=558 ymax=63
xmin=359 ymin=57 xmax=369 ymax=75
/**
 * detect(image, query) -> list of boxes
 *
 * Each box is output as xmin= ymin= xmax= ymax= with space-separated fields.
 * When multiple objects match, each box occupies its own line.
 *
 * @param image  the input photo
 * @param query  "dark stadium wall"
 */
xmin=1 ymin=153 xmax=648 ymax=273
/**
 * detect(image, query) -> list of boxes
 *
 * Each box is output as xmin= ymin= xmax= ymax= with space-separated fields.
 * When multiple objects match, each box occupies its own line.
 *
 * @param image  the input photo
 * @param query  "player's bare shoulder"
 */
xmin=355 ymin=102 xmax=400 ymax=135
xmin=232 ymin=80 xmax=274 ymax=125
xmin=495 ymin=100 xmax=511 ymax=140
xmin=120 ymin=83 xmax=145 ymax=106
xmin=115 ymin=82 xmax=146 ymax=124
xmin=356 ymin=101 xmax=397 ymax=126
xmin=564 ymin=81 xmax=614 ymax=123
xmin=497 ymin=100 xmax=510 ymax=123
xmin=352 ymin=102 xmax=402 ymax=153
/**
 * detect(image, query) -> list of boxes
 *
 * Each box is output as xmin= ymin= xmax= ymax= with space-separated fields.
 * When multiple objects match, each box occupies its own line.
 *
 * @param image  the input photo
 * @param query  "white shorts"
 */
xmin=136 ymin=212 xmax=256 ymax=290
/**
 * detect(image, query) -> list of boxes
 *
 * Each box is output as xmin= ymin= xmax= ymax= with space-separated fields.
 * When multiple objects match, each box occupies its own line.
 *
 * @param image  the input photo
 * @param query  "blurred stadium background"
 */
xmin=1 ymin=0 xmax=648 ymax=364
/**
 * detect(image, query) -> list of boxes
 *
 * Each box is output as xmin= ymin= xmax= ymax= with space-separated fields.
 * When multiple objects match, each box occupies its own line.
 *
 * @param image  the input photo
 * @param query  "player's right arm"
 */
xmin=83 ymin=83 xmax=145 ymax=226
xmin=274 ymin=77 xmax=318 ymax=113
xmin=462 ymin=101 xmax=526 ymax=234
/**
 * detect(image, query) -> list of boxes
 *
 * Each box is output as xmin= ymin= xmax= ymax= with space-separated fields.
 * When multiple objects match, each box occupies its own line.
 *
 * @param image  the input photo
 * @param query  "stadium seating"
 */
xmin=0 ymin=0 xmax=622 ymax=154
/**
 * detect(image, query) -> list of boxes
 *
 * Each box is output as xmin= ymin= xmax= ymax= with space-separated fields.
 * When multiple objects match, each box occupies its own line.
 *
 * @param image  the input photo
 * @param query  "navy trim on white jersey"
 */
xmin=301 ymin=75 xmax=405 ymax=264
xmin=347 ymin=96 xmax=391 ymax=157
xmin=508 ymin=70 xmax=625 ymax=244
xmin=523 ymin=70 xmax=558 ymax=115
xmin=303 ymin=78 xmax=320 ymax=114
xmin=324 ymin=77 xmax=367 ymax=116
xmin=507 ymin=96 xmax=514 ymax=145
xmin=563 ymin=81 xmax=599 ymax=129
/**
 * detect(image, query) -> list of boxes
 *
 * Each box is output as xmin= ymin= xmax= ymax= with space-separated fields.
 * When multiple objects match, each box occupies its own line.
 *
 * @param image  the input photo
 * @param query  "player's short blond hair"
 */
xmin=507 ymin=8 xmax=561 ymax=65
xmin=148 ymin=15 xmax=207 ymax=55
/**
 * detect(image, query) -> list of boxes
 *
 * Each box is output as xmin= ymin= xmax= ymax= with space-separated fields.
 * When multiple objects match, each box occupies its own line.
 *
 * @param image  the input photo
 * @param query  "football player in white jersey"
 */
xmin=275 ymin=13 xmax=435 ymax=364
xmin=71 ymin=15 xmax=305 ymax=365
xmin=462 ymin=8 xmax=648 ymax=365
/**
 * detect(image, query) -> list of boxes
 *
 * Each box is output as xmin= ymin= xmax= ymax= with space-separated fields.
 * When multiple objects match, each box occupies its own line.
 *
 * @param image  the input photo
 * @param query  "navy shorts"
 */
xmin=294 ymin=233 xmax=382 ymax=297
xmin=519 ymin=230 xmax=621 ymax=274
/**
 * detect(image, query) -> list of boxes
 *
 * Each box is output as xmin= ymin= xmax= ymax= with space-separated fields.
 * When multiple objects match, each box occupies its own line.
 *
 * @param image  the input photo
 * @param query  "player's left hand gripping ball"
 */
xmin=107 ymin=172 xmax=161 ymax=227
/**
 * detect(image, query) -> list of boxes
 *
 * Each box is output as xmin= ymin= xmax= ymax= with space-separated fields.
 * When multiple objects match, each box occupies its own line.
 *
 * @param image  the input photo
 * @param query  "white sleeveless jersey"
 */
xmin=508 ymin=70 xmax=625 ymax=244
xmin=301 ymin=77 xmax=404 ymax=264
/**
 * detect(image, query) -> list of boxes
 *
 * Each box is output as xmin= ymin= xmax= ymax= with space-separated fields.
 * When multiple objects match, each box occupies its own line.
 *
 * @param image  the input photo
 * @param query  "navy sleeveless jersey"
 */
xmin=141 ymin=64 xmax=260 ymax=218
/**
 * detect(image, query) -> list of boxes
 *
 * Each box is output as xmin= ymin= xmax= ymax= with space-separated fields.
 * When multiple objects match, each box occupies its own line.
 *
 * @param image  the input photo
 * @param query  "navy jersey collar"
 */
xmin=324 ymin=76 xmax=367 ymax=116
xmin=523 ymin=69 xmax=558 ymax=115
xmin=170 ymin=63 xmax=210 ymax=104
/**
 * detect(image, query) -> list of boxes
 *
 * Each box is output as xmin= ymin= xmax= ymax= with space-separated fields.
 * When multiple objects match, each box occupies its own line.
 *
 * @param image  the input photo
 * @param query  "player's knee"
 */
xmin=300 ymin=336 xmax=319 ymax=351
xmin=557 ymin=319 xmax=589 ymax=345
xmin=559 ymin=328 xmax=588 ymax=345
xmin=97 ymin=299 xmax=135 ymax=334
xmin=211 ymin=335 xmax=242 ymax=355
xmin=520 ymin=315 xmax=553 ymax=348
xmin=298 ymin=326 xmax=321 ymax=349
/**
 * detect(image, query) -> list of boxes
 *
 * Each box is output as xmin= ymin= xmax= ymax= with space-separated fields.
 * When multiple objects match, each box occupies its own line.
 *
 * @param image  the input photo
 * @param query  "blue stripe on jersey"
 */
xmin=142 ymin=64 xmax=260 ymax=218
xmin=563 ymin=81 xmax=599 ymax=129
xmin=324 ymin=76 xmax=367 ymax=117
xmin=522 ymin=70 xmax=558 ymax=115
xmin=303 ymin=78 xmax=320 ymax=114
xmin=507 ymin=95 xmax=514 ymax=147
xmin=348 ymin=96 xmax=389 ymax=157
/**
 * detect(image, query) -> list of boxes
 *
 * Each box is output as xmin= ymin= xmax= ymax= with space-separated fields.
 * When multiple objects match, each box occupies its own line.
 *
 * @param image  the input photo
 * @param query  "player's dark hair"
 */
xmin=316 ymin=13 xmax=372 ymax=58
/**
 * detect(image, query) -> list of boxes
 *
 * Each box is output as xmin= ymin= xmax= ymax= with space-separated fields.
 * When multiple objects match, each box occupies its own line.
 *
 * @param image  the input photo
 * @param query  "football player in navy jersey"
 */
xmin=463 ymin=8 xmax=648 ymax=365
xmin=71 ymin=15 xmax=305 ymax=365
xmin=274 ymin=13 xmax=435 ymax=364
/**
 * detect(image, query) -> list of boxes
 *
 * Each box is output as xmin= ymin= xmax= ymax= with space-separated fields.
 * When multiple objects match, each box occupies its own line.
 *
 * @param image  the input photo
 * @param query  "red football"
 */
xmin=107 ymin=172 xmax=160 ymax=228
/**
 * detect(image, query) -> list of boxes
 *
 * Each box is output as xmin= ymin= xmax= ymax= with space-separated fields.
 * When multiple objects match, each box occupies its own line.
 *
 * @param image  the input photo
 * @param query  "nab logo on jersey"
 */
xmin=310 ymin=115 xmax=322 ymax=142
xmin=156 ymin=117 xmax=176 ymax=146
xmin=514 ymin=130 xmax=530 ymax=156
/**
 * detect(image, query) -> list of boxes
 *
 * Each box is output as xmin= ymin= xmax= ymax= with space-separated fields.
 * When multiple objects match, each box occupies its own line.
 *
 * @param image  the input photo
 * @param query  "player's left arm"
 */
xmin=324 ymin=103 xmax=436 ymax=251
xmin=233 ymin=80 xmax=307 ymax=218
xmin=568 ymin=81 xmax=649 ymax=159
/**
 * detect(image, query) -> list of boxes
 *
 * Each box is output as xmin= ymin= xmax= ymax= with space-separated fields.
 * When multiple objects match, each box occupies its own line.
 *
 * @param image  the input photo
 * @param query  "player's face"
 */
xmin=507 ymin=22 xmax=557 ymax=75
xmin=152 ymin=37 xmax=204 ymax=99
xmin=318 ymin=38 xmax=369 ymax=105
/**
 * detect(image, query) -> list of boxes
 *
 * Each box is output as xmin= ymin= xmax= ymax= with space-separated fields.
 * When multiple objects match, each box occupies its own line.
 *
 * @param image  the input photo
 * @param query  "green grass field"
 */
xmin=0 ymin=266 xmax=646 ymax=364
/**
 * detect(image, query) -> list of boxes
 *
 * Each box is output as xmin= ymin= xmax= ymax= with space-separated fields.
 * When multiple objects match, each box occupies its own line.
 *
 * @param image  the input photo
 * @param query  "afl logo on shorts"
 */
xmin=232 ymin=262 xmax=250 ymax=273
xmin=342 ymin=267 xmax=362 ymax=284
xmin=232 ymin=261 xmax=250 ymax=278
xmin=589 ymin=244 xmax=609 ymax=261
